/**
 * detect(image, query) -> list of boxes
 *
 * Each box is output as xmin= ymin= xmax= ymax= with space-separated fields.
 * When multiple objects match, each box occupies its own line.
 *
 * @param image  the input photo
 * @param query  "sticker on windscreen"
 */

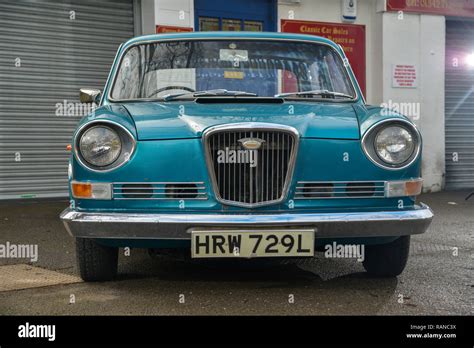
xmin=224 ymin=71 xmax=245 ymax=79
xmin=219 ymin=49 xmax=249 ymax=62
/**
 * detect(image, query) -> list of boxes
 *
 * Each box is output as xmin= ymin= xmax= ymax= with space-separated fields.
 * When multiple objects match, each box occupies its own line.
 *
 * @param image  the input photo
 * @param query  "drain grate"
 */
xmin=0 ymin=264 xmax=81 ymax=292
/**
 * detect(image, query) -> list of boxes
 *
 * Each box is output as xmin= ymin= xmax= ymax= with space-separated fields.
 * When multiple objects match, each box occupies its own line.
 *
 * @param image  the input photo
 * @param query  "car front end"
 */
xmin=60 ymin=32 xmax=433 ymax=281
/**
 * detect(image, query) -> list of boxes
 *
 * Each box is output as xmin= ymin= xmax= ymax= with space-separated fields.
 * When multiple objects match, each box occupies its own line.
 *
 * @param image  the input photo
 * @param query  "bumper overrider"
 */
xmin=60 ymin=204 xmax=433 ymax=240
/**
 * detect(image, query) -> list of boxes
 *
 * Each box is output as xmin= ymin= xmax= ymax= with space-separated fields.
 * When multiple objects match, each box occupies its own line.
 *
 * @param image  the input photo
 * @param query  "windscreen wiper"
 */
xmin=163 ymin=89 xmax=258 ymax=101
xmin=274 ymin=90 xmax=355 ymax=99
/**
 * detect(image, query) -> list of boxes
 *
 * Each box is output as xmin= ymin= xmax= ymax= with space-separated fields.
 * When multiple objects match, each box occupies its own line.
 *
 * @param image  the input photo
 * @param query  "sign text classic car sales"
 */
xmin=298 ymin=25 xmax=349 ymax=36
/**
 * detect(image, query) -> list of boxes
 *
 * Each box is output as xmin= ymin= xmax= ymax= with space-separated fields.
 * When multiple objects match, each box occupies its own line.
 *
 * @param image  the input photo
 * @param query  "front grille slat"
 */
xmin=294 ymin=181 xmax=386 ymax=199
xmin=271 ymin=132 xmax=275 ymax=201
xmin=238 ymin=132 xmax=242 ymax=203
xmin=249 ymin=132 xmax=253 ymax=204
xmin=281 ymin=134 xmax=284 ymax=198
xmin=234 ymin=132 xmax=237 ymax=203
xmin=265 ymin=134 xmax=270 ymax=201
xmin=113 ymin=182 xmax=208 ymax=200
xmin=261 ymin=132 xmax=264 ymax=202
xmin=206 ymin=126 xmax=297 ymax=208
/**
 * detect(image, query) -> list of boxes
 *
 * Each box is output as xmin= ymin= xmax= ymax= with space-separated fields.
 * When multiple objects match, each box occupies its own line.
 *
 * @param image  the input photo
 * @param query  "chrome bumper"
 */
xmin=60 ymin=203 xmax=433 ymax=240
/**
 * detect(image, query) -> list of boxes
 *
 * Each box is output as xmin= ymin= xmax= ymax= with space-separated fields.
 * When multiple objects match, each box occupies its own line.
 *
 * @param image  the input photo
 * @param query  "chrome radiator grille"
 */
xmin=205 ymin=125 xmax=298 ymax=208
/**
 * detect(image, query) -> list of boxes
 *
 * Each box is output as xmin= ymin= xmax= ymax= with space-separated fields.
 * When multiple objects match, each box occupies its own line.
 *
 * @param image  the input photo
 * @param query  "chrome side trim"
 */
xmin=60 ymin=203 xmax=433 ymax=239
xmin=361 ymin=118 xmax=422 ymax=171
xmin=202 ymin=122 xmax=300 ymax=208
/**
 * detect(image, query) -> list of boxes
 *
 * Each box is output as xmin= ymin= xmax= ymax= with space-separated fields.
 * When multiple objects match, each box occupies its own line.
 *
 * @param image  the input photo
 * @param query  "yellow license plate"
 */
xmin=191 ymin=229 xmax=314 ymax=258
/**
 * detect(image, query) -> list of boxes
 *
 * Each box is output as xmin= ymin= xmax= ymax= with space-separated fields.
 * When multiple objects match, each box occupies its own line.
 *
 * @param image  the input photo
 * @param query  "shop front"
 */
xmin=195 ymin=0 xmax=276 ymax=32
xmin=387 ymin=0 xmax=474 ymax=189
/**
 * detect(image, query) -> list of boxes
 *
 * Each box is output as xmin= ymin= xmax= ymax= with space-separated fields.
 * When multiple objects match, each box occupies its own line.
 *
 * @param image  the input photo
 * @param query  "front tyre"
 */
xmin=362 ymin=236 xmax=410 ymax=277
xmin=76 ymin=238 xmax=118 ymax=282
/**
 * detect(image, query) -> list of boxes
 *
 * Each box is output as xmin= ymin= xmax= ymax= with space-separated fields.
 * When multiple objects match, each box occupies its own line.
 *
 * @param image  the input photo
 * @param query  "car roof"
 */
xmin=122 ymin=31 xmax=342 ymax=54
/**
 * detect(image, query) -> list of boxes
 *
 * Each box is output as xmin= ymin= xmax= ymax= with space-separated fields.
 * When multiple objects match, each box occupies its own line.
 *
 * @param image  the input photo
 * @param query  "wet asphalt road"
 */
xmin=0 ymin=190 xmax=472 ymax=315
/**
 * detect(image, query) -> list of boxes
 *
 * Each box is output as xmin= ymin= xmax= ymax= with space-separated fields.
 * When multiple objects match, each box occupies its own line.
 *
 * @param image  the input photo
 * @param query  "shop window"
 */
xmin=198 ymin=17 xmax=264 ymax=32
xmin=244 ymin=20 xmax=263 ymax=32
xmin=222 ymin=18 xmax=241 ymax=31
xmin=199 ymin=17 xmax=219 ymax=31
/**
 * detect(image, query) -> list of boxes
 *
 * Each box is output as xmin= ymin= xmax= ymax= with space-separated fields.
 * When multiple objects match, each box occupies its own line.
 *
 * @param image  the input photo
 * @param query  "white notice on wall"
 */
xmin=392 ymin=64 xmax=418 ymax=88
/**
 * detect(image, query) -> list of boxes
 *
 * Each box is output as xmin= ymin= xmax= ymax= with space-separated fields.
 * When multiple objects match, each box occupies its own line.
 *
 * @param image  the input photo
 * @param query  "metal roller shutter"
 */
xmin=445 ymin=20 xmax=474 ymax=190
xmin=0 ymin=0 xmax=135 ymax=200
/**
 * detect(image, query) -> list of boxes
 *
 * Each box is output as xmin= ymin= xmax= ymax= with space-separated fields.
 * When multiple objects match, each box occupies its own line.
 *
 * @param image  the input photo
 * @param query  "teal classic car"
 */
xmin=60 ymin=31 xmax=433 ymax=281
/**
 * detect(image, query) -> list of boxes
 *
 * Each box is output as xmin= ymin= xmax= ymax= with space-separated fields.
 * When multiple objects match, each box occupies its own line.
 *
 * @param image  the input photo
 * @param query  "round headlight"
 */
xmin=374 ymin=126 xmax=415 ymax=165
xmin=79 ymin=126 xmax=122 ymax=167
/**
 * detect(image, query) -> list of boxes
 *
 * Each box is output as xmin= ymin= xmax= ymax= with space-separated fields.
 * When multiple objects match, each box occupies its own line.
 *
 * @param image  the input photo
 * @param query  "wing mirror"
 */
xmin=79 ymin=88 xmax=101 ymax=104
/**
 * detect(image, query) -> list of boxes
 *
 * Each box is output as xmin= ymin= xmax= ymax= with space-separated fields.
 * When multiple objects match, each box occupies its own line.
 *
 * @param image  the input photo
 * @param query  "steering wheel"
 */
xmin=146 ymin=85 xmax=195 ymax=98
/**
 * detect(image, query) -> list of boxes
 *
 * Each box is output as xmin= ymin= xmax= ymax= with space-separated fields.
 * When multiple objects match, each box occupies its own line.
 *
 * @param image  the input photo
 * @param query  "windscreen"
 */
xmin=110 ymin=39 xmax=355 ymax=100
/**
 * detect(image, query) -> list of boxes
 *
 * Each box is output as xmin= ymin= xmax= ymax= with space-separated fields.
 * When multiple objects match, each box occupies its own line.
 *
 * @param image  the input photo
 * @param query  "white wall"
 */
xmin=155 ymin=0 xmax=194 ymax=28
xmin=143 ymin=0 xmax=195 ymax=34
xmin=141 ymin=0 xmax=157 ymax=34
xmin=382 ymin=12 xmax=445 ymax=192
xmin=420 ymin=15 xmax=445 ymax=191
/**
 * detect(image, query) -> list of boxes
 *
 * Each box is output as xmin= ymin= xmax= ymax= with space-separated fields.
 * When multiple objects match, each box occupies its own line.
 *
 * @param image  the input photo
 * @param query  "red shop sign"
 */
xmin=387 ymin=0 xmax=474 ymax=18
xmin=156 ymin=25 xmax=193 ymax=33
xmin=281 ymin=19 xmax=366 ymax=97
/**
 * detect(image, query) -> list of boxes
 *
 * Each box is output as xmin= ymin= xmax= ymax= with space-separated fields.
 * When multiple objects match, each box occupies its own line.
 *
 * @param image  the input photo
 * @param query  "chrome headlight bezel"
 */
xmin=74 ymin=121 xmax=136 ymax=172
xmin=362 ymin=119 xmax=421 ymax=170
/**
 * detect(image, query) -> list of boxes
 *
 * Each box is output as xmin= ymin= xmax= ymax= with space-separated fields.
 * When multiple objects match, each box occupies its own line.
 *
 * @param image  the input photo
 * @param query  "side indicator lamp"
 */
xmin=385 ymin=179 xmax=423 ymax=197
xmin=71 ymin=181 xmax=112 ymax=200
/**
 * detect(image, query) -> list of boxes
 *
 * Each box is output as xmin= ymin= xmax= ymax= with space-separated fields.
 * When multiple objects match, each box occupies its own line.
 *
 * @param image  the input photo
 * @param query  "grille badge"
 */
xmin=238 ymin=137 xmax=265 ymax=150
